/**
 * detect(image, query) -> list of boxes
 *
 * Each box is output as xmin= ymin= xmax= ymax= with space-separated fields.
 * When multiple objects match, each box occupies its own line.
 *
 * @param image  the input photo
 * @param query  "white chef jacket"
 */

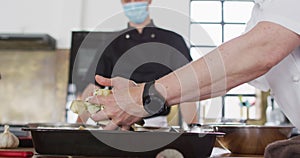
xmin=245 ymin=0 xmax=300 ymax=129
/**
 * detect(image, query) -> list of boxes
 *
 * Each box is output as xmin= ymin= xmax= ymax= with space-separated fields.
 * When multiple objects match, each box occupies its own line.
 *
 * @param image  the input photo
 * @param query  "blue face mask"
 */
xmin=123 ymin=2 xmax=149 ymax=24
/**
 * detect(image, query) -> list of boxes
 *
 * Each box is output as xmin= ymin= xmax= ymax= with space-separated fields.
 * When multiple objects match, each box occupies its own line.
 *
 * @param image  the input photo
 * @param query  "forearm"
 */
xmin=156 ymin=50 xmax=230 ymax=105
xmin=156 ymin=21 xmax=300 ymax=105
xmin=180 ymin=102 xmax=198 ymax=124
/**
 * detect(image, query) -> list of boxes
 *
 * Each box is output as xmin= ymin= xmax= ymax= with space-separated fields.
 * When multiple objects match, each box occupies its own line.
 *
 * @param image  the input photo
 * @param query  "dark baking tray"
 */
xmin=24 ymin=127 xmax=223 ymax=158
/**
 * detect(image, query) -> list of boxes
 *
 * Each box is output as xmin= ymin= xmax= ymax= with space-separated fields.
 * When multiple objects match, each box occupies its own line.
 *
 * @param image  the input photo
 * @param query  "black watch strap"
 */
xmin=142 ymin=80 xmax=167 ymax=116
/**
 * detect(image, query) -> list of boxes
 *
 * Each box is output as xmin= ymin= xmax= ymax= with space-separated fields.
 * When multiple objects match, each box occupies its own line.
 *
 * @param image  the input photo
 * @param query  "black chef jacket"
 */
xmin=95 ymin=20 xmax=192 ymax=116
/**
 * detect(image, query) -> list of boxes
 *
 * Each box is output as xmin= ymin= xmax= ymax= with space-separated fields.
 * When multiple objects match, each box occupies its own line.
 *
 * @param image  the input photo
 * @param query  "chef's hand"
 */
xmin=75 ymin=84 xmax=100 ymax=123
xmin=88 ymin=75 xmax=149 ymax=130
xmin=95 ymin=75 xmax=137 ymax=89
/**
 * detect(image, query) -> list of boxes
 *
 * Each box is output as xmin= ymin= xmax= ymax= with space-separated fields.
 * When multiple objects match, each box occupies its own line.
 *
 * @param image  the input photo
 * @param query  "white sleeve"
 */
xmin=246 ymin=0 xmax=300 ymax=91
xmin=255 ymin=0 xmax=300 ymax=35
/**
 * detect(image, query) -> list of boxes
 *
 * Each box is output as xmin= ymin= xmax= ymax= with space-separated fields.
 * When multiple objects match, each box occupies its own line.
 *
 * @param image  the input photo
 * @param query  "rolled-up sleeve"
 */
xmin=254 ymin=0 xmax=300 ymax=35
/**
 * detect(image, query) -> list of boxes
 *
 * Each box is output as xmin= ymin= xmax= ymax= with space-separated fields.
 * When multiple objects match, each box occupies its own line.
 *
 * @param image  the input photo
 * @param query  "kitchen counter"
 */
xmin=0 ymin=147 xmax=264 ymax=158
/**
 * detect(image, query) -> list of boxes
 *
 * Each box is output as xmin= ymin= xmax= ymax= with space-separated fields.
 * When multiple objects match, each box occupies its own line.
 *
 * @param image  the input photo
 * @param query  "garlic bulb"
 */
xmin=70 ymin=88 xmax=110 ymax=115
xmin=0 ymin=125 xmax=19 ymax=148
xmin=156 ymin=149 xmax=184 ymax=158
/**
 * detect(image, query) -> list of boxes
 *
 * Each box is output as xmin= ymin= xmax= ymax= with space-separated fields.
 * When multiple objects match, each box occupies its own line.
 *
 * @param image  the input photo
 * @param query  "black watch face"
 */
xmin=144 ymin=95 xmax=164 ymax=115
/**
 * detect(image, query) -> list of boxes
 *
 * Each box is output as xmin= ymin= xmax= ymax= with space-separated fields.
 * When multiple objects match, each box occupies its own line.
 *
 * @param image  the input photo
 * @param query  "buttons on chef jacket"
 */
xmin=124 ymin=33 xmax=156 ymax=39
xmin=150 ymin=33 xmax=156 ymax=39
xmin=292 ymin=75 xmax=300 ymax=83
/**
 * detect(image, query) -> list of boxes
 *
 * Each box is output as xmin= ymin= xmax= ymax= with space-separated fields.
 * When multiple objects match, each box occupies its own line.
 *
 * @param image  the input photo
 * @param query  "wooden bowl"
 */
xmin=213 ymin=125 xmax=294 ymax=154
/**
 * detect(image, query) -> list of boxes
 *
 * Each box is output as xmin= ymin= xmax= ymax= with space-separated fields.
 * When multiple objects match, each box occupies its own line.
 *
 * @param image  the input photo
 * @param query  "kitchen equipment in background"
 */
xmin=68 ymin=31 xmax=119 ymax=94
xmin=23 ymin=123 xmax=224 ymax=157
xmin=213 ymin=125 xmax=294 ymax=155
xmin=238 ymin=95 xmax=255 ymax=121
xmin=265 ymin=96 xmax=289 ymax=125
xmin=0 ymin=33 xmax=56 ymax=50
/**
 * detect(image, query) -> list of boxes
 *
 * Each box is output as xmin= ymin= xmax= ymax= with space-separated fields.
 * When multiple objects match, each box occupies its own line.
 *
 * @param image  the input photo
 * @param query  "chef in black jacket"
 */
xmin=80 ymin=0 xmax=198 ymax=127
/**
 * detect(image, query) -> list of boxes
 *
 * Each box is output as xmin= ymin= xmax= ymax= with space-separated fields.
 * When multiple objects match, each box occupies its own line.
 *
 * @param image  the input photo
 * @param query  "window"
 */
xmin=190 ymin=0 xmax=256 ymax=123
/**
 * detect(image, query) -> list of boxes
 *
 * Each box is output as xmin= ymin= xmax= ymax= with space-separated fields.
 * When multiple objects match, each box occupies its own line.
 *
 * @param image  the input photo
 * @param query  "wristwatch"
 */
xmin=142 ymin=80 xmax=168 ymax=116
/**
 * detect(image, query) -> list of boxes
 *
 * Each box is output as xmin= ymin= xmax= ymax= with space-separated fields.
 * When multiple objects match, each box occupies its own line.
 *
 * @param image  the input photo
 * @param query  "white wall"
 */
xmin=0 ymin=0 xmax=190 ymax=49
